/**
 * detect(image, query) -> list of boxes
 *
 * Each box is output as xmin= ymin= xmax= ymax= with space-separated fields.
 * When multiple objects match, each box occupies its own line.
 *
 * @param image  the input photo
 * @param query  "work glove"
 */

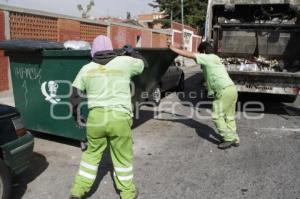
xmin=122 ymin=45 xmax=136 ymax=56
xmin=74 ymin=113 xmax=87 ymax=128
xmin=122 ymin=44 xmax=148 ymax=68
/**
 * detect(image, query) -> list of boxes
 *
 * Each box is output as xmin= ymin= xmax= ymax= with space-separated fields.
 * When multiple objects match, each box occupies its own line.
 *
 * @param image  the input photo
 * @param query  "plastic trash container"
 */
xmin=0 ymin=40 xmax=176 ymax=140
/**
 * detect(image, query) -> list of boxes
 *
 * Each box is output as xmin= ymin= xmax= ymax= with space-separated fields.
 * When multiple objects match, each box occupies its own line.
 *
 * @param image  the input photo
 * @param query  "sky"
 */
xmin=0 ymin=0 xmax=155 ymax=18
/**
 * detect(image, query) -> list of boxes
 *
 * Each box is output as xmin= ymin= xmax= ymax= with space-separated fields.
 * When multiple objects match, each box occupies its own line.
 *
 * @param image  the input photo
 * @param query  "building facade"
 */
xmin=0 ymin=5 xmax=200 ymax=95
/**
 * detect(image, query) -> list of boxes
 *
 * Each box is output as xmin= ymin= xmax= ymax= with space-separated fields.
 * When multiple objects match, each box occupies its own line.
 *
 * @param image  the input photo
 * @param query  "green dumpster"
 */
xmin=0 ymin=40 xmax=176 ymax=141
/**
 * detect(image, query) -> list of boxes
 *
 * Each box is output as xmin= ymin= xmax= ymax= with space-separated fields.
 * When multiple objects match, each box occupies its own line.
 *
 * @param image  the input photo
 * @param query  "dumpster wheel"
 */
xmin=149 ymin=85 xmax=161 ymax=106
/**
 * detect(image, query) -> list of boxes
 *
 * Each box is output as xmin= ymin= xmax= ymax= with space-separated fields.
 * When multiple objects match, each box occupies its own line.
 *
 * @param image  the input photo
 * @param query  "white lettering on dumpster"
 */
xmin=22 ymin=80 xmax=28 ymax=110
xmin=14 ymin=66 xmax=42 ymax=81
xmin=41 ymin=81 xmax=61 ymax=104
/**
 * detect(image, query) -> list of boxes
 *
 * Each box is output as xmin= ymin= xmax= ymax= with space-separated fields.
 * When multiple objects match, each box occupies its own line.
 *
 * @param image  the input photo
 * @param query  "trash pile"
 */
xmin=221 ymin=17 xmax=297 ymax=25
xmin=63 ymin=40 xmax=91 ymax=50
xmin=221 ymin=56 xmax=282 ymax=72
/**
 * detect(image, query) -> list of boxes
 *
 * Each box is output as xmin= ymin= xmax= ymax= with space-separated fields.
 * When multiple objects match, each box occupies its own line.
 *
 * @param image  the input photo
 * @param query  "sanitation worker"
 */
xmin=170 ymin=42 xmax=240 ymax=149
xmin=69 ymin=35 xmax=144 ymax=199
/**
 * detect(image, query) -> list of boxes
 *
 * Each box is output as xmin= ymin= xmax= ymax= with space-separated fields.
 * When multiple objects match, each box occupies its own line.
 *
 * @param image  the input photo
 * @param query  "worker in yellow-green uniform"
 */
xmin=170 ymin=42 xmax=240 ymax=149
xmin=69 ymin=35 xmax=144 ymax=199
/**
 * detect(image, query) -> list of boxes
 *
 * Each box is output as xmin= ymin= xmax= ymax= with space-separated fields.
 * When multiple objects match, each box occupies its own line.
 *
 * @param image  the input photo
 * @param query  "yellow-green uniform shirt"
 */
xmin=72 ymin=56 xmax=144 ymax=117
xmin=194 ymin=53 xmax=234 ymax=95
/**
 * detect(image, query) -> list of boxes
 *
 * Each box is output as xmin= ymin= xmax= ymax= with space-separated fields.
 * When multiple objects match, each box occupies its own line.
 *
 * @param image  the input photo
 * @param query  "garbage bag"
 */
xmin=64 ymin=40 xmax=91 ymax=50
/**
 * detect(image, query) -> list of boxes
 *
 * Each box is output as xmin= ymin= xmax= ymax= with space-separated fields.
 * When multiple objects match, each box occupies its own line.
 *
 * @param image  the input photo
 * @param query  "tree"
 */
xmin=126 ymin=12 xmax=132 ymax=20
xmin=77 ymin=0 xmax=95 ymax=18
xmin=149 ymin=0 xmax=208 ymax=33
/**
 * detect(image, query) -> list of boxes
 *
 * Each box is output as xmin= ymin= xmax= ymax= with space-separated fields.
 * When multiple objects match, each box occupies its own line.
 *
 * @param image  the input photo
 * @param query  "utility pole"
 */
xmin=170 ymin=9 xmax=173 ymax=30
xmin=165 ymin=1 xmax=175 ymax=30
xmin=181 ymin=0 xmax=185 ymax=66
xmin=181 ymin=0 xmax=184 ymax=48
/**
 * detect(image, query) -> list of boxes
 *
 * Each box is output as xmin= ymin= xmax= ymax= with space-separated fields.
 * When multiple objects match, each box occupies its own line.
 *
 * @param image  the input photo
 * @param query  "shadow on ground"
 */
xmin=11 ymin=152 xmax=49 ymax=199
xmin=133 ymin=109 xmax=156 ymax=129
xmin=158 ymin=116 xmax=222 ymax=145
xmin=31 ymin=131 xmax=80 ymax=147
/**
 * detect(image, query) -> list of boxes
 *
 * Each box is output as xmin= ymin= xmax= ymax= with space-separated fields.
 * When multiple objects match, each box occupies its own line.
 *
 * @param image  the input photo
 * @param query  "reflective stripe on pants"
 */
xmin=70 ymin=108 xmax=137 ymax=199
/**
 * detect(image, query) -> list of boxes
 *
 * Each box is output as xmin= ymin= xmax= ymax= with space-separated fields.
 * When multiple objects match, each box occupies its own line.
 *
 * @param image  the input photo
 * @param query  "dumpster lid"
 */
xmin=0 ymin=40 xmax=64 ymax=52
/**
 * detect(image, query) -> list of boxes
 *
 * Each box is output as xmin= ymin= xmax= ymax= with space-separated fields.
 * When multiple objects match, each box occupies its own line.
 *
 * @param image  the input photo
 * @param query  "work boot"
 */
xmin=218 ymin=140 xmax=239 ymax=150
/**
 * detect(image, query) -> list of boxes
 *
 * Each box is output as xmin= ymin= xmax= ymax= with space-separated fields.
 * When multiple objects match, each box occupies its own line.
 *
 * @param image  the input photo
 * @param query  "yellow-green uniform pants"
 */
xmin=70 ymin=108 xmax=137 ymax=199
xmin=212 ymin=85 xmax=240 ymax=142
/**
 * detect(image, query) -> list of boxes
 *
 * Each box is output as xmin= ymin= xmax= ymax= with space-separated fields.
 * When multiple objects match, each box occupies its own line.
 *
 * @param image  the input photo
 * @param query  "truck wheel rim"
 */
xmin=153 ymin=88 xmax=161 ymax=103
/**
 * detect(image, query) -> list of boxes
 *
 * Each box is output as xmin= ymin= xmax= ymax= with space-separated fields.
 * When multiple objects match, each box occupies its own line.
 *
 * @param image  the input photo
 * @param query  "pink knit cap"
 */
xmin=91 ymin=35 xmax=113 ymax=57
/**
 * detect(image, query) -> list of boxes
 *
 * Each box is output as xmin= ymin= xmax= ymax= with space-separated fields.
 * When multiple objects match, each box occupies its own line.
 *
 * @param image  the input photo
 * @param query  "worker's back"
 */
xmin=72 ymin=56 xmax=144 ymax=116
xmin=195 ymin=53 xmax=234 ymax=93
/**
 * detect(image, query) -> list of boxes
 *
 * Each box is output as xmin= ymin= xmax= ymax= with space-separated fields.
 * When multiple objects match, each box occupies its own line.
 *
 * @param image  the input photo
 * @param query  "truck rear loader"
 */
xmin=204 ymin=0 xmax=300 ymax=102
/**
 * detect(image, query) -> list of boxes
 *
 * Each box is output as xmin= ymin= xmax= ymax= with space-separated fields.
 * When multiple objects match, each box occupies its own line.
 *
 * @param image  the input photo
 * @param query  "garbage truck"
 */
xmin=203 ymin=0 xmax=300 ymax=102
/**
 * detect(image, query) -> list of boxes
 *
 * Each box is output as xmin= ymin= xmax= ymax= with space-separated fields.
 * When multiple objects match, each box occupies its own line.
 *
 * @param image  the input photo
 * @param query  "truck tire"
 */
xmin=0 ymin=159 xmax=11 ymax=199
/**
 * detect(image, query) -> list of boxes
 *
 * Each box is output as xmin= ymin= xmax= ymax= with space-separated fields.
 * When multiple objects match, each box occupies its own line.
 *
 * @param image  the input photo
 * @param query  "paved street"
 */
xmin=11 ymin=65 xmax=300 ymax=199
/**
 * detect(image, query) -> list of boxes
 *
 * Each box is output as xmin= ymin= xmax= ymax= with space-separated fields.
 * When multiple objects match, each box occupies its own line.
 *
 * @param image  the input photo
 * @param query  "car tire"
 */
xmin=0 ymin=159 xmax=11 ymax=199
xmin=176 ymin=74 xmax=185 ymax=92
xmin=149 ymin=85 xmax=162 ymax=106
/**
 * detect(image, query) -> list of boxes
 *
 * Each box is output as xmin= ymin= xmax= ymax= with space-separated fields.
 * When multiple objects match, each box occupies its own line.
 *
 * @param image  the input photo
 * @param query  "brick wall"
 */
xmin=0 ymin=11 xmax=5 ymax=40
xmin=10 ymin=12 xmax=58 ymax=40
xmin=172 ymin=21 xmax=197 ymax=34
xmin=111 ymin=25 xmax=153 ymax=49
xmin=173 ymin=32 xmax=182 ymax=48
xmin=58 ymin=19 xmax=80 ymax=42
xmin=4 ymin=9 xmax=175 ymax=49
xmin=80 ymin=22 xmax=107 ymax=43
xmin=0 ymin=7 xmax=201 ymax=93
xmin=141 ymin=30 xmax=152 ymax=48
xmin=0 ymin=11 xmax=9 ymax=91
xmin=126 ymin=27 xmax=139 ymax=47
xmin=152 ymin=32 xmax=160 ymax=48
xmin=111 ymin=25 xmax=128 ymax=48
xmin=192 ymin=36 xmax=201 ymax=53
xmin=151 ymin=32 xmax=171 ymax=48
xmin=8 ymin=12 xmax=109 ymax=42
xmin=0 ymin=51 xmax=9 ymax=91
xmin=159 ymin=33 xmax=167 ymax=48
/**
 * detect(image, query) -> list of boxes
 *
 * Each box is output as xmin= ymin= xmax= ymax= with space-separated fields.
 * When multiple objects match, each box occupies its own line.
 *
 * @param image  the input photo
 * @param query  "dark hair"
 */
xmin=197 ymin=41 xmax=214 ymax=54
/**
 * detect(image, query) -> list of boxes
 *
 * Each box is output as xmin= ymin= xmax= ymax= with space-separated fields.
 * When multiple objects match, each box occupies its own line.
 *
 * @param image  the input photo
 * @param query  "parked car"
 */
xmin=0 ymin=104 xmax=34 ymax=199
xmin=148 ymin=61 xmax=185 ymax=105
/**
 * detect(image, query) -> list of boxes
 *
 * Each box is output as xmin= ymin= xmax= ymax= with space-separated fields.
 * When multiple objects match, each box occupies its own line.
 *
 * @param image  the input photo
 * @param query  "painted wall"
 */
xmin=0 ymin=7 xmax=200 ymax=93
xmin=173 ymin=31 xmax=182 ymax=48
xmin=111 ymin=25 xmax=155 ymax=49
xmin=0 ymin=11 xmax=9 ymax=91
xmin=58 ymin=19 xmax=80 ymax=42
